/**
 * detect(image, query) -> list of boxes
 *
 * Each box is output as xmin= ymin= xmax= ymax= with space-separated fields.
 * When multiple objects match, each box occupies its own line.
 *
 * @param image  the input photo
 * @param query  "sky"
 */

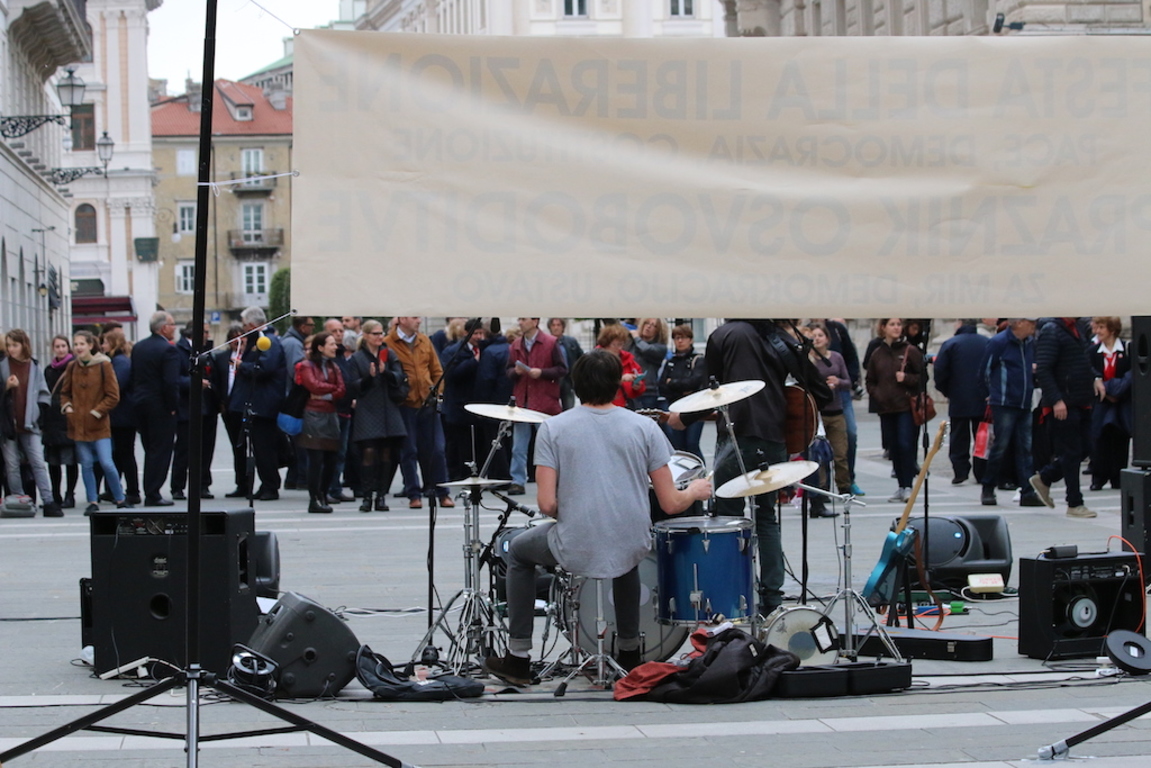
xmin=148 ymin=0 xmax=342 ymax=94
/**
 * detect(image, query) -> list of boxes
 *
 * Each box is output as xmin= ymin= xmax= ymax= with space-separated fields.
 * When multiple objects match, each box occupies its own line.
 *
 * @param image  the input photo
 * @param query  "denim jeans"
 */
xmin=510 ymin=422 xmax=536 ymax=487
xmin=76 ymin=438 xmax=124 ymax=503
xmin=840 ymin=389 xmax=858 ymax=481
xmin=668 ymin=419 xmax=704 ymax=459
xmin=879 ymin=411 xmax=917 ymax=489
xmin=398 ymin=406 xmax=448 ymax=499
xmin=982 ymin=405 xmax=1034 ymax=495
xmin=1 ymin=432 xmax=55 ymax=503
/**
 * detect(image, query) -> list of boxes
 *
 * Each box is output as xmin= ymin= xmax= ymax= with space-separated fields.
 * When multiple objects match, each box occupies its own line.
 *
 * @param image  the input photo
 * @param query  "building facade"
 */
xmin=1 ymin=0 xmax=94 ymax=356
xmin=151 ymin=79 xmax=293 ymax=336
xmin=64 ymin=0 xmax=164 ymax=341
xmin=359 ymin=0 xmax=725 ymax=37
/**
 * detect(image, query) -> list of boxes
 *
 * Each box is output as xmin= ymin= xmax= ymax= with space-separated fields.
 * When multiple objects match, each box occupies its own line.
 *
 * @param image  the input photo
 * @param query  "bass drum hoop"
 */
xmin=761 ymin=606 xmax=840 ymax=666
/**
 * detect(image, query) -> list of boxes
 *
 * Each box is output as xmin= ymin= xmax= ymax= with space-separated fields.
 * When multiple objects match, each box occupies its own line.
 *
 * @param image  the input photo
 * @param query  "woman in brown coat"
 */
xmin=865 ymin=318 xmax=923 ymax=504
xmin=60 ymin=331 xmax=128 ymax=513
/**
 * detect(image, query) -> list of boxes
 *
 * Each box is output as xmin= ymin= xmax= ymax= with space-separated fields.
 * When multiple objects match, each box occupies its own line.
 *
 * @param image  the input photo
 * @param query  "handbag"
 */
xmin=973 ymin=408 xmax=994 ymax=460
xmin=900 ymin=351 xmax=936 ymax=426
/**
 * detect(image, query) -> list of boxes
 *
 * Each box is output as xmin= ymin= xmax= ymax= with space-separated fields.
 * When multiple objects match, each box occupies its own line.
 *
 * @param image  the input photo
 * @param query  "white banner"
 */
xmin=293 ymin=31 xmax=1151 ymax=317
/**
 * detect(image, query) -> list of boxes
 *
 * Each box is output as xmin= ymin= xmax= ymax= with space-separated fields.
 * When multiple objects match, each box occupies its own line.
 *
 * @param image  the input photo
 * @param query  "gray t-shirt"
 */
xmin=535 ymin=405 xmax=672 ymax=579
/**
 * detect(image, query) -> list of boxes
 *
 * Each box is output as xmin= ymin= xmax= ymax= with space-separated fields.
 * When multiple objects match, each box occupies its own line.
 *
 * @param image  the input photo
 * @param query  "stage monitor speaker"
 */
xmin=1120 ymin=469 xmax=1151 ymax=560
xmin=246 ymin=591 xmax=360 ymax=698
xmin=901 ymin=515 xmax=1012 ymax=592
xmin=1018 ymin=551 xmax=1145 ymax=660
xmin=1132 ymin=316 xmax=1151 ymax=467
xmin=88 ymin=508 xmax=259 ymax=677
xmin=251 ymin=530 xmax=281 ymax=598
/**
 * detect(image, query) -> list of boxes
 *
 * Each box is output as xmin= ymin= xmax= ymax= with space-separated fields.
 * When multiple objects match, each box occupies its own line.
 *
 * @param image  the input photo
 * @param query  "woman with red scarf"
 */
xmin=1088 ymin=317 xmax=1132 ymax=491
xmin=596 ymin=324 xmax=646 ymax=408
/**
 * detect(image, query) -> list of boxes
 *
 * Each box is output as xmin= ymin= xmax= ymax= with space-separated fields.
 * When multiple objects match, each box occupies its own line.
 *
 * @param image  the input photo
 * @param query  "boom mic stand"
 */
xmin=0 ymin=4 xmax=416 ymax=767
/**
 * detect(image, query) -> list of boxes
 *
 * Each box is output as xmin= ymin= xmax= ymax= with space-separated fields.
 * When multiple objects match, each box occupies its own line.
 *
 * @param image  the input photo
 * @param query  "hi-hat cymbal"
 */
xmin=716 ymin=460 xmax=819 ymax=498
xmin=669 ymin=380 xmax=766 ymax=414
xmin=437 ymin=477 xmax=512 ymax=488
xmin=465 ymin=403 xmax=551 ymax=423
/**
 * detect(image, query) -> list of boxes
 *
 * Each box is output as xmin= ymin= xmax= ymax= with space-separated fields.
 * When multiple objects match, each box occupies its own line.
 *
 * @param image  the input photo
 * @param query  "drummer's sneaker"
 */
xmin=616 ymin=648 xmax=643 ymax=673
xmin=483 ymin=653 xmax=532 ymax=686
xmin=507 ymin=484 xmax=526 ymax=496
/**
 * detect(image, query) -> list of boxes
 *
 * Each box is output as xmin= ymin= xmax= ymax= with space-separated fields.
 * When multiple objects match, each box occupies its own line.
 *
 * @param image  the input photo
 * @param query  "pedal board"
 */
xmin=774 ymin=660 xmax=913 ymax=698
xmin=852 ymin=627 xmax=994 ymax=661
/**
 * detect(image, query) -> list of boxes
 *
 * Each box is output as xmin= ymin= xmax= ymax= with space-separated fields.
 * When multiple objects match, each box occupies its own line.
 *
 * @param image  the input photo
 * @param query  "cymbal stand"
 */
xmin=478 ymin=416 xmax=514 ymax=479
xmin=795 ymin=484 xmax=902 ymax=662
xmin=409 ymin=480 xmax=506 ymax=675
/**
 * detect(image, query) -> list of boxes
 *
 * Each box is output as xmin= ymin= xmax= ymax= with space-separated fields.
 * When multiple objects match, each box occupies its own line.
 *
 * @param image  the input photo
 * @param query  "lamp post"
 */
xmin=48 ymin=131 xmax=115 ymax=185
xmin=1 ymin=68 xmax=88 ymax=139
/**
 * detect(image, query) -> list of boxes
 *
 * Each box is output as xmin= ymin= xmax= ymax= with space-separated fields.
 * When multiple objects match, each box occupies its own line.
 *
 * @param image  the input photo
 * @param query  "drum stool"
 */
xmin=553 ymin=576 xmax=628 ymax=697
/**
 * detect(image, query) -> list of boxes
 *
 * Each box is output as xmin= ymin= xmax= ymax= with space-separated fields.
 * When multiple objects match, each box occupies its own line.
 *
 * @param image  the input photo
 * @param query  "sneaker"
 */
xmin=1067 ymin=505 xmax=1097 ymax=519
xmin=507 ymin=484 xmax=526 ymax=496
xmin=980 ymin=487 xmax=997 ymax=506
xmin=1020 ymin=493 xmax=1046 ymax=507
xmin=850 ymin=483 xmax=865 ymax=497
xmin=42 ymin=501 xmax=64 ymax=517
xmin=1029 ymin=474 xmax=1055 ymax=508
xmin=84 ymin=502 xmax=99 ymax=516
xmin=483 ymin=654 xmax=532 ymax=686
xmin=62 ymin=493 xmax=76 ymax=509
xmin=887 ymin=488 xmax=910 ymax=503
xmin=951 ymin=475 xmax=968 ymax=486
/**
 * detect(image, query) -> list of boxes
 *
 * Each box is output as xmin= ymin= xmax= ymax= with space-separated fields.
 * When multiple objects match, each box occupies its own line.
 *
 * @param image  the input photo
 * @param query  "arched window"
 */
xmin=75 ymin=204 xmax=97 ymax=244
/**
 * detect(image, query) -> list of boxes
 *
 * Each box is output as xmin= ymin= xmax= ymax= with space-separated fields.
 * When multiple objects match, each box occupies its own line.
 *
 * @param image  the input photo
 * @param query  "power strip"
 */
xmin=968 ymin=573 xmax=1005 ymax=594
xmin=98 ymin=656 xmax=151 ymax=680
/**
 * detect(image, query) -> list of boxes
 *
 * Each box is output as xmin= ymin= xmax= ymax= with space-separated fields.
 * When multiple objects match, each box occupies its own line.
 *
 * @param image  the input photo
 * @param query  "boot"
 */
xmin=308 ymin=494 xmax=332 ymax=514
xmin=374 ymin=495 xmax=390 ymax=512
xmin=359 ymin=492 xmax=374 ymax=513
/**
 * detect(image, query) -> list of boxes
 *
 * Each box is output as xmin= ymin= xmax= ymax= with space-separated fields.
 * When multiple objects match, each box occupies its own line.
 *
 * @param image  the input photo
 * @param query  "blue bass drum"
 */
xmin=654 ymin=516 xmax=755 ymax=625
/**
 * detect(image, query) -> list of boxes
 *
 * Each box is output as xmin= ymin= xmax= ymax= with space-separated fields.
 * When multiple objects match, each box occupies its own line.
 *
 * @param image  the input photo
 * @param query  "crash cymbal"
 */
xmin=716 ymin=460 xmax=820 ymax=498
xmin=465 ymin=403 xmax=552 ymax=423
xmin=669 ymin=380 xmax=766 ymax=414
xmin=437 ymin=477 xmax=512 ymax=488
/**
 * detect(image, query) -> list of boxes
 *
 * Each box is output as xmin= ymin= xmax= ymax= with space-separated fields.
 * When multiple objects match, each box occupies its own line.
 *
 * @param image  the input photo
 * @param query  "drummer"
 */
xmin=483 ymin=350 xmax=712 ymax=686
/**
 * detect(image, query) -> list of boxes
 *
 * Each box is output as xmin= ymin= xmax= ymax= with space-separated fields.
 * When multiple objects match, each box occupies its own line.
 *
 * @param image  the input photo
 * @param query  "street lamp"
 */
xmin=0 ymin=68 xmax=88 ymax=139
xmin=48 ymin=131 xmax=115 ymax=185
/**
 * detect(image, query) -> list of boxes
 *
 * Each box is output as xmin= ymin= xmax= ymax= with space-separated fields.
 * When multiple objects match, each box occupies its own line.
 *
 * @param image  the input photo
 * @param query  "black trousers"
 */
xmin=307 ymin=448 xmax=337 ymax=500
xmin=242 ymin=415 xmax=281 ymax=494
xmin=171 ymin=415 xmax=218 ymax=493
xmin=111 ymin=426 xmax=140 ymax=497
xmin=137 ymin=408 xmax=176 ymax=502
xmin=221 ymin=411 xmax=247 ymax=491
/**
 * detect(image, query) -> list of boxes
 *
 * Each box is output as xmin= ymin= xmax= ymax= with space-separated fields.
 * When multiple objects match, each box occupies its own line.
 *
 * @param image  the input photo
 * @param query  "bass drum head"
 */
xmin=761 ymin=606 xmax=840 ymax=666
xmin=566 ymin=554 xmax=690 ymax=664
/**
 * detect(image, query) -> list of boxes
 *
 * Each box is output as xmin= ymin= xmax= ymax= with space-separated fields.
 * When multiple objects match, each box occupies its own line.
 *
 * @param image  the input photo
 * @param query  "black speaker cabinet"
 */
xmin=901 ymin=515 xmax=1013 ymax=592
xmin=1018 ymin=551 xmax=1145 ymax=660
xmin=1120 ymin=469 xmax=1151 ymax=561
xmin=1132 ymin=316 xmax=1151 ymax=467
xmin=251 ymin=530 xmax=281 ymax=598
xmin=88 ymin=508 xmax=259 ymax=676
xmin=247 ymin=591 xmax=360 ymax=698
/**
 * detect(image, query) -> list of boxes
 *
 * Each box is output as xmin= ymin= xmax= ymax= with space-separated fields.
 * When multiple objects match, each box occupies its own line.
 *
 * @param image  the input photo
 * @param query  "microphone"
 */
xmin=490 ymin=490 xmax=537 ymax=517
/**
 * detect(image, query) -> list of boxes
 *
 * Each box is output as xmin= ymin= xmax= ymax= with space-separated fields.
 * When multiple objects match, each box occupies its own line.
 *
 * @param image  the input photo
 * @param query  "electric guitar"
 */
xmin=861 ymin=421 xmax=949 ymax=607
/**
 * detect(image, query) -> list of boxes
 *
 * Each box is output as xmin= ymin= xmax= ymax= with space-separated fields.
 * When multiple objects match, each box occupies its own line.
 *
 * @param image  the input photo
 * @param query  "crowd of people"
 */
xmin=0 ymin=314 xmax=1132 ymax=528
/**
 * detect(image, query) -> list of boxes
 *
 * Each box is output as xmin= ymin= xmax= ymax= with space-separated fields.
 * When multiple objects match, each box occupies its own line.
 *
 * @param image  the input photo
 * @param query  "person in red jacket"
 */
xmin=297 ymin=332 xmax=346 ymax=514
xmin=505 ymin=318 xmax=567 ymax=495
xmin=596 ymin=323 xmax=646 ymax=408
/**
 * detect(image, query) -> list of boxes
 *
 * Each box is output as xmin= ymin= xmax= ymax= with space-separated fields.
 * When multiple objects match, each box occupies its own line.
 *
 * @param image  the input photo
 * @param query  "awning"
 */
xmin=71 ymin=295 xmax=137 ymax=325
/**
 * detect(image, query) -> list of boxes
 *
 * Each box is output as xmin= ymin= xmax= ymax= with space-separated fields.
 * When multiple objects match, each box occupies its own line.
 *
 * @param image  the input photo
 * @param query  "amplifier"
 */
xmin=1018 ymin=551 xmax=1145 ymax=660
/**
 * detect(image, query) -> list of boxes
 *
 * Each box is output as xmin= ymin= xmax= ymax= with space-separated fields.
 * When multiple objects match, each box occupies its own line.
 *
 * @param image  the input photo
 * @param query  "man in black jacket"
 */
xmin=131 ymin=311 xmax=180 ymax=506
xmin=670 ymin=319 xmax=831 ymax=615
xmin=1031 ymin=318 xmax=1097 ymax=518
xmin=229 ymin=306 xmax=287 ymax=501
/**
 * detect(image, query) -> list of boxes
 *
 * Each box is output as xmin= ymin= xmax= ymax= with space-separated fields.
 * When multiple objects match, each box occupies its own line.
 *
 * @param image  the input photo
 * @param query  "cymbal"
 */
xmin=716 ymin=460 xmax=819 ymax=498
xmin=669 ymin=380 xmax=766 ymax=414
xmin=437 ymin=477 xmax=512 ymax=488
xmin=465 ymin=403 xmax=551 ymax=423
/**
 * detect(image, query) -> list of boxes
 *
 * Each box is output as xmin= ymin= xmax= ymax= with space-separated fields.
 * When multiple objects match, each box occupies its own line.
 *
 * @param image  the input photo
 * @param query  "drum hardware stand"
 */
xmin=409 ymin=474 xmax=507 ymax=675
xmin=552 ymin=577 xmax=628 ymax=697
xmin=796 ymin=484 xmax=902 ymax=662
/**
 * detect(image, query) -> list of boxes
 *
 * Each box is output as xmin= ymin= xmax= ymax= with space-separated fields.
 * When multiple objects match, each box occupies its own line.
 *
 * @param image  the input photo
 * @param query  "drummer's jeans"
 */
xmin=505 ymin=523 xmax=641 ymax=656
xmin=712 ymin=435 xmax=787 ymax=614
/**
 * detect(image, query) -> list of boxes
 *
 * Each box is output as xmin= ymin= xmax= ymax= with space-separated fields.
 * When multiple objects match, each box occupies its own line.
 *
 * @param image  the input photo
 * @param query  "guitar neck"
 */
xmin=893 ymin=421 xmax=949 ymax=535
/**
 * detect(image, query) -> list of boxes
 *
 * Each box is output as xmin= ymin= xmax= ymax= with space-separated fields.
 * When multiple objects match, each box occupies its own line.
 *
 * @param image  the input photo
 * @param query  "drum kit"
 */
xmin=411 ymin=379 xmax=899 ymax=683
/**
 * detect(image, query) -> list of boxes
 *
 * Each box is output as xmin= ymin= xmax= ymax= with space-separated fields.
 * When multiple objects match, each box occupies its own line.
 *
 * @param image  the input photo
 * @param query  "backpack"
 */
xmin=355 ymin=645 xmax=484 ymax=702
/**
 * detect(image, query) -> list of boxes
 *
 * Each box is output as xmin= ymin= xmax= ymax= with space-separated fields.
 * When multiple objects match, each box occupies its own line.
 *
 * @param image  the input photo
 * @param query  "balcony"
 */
xmin=227 ymin=292 xmax=268 ymax=311
xmin=9 ymin=0 xmax=92 ymax=71
xmin=227 ymin=229 xmax=283 ymax=254
xmin=229 ymin=170 xmax=277 ymax=195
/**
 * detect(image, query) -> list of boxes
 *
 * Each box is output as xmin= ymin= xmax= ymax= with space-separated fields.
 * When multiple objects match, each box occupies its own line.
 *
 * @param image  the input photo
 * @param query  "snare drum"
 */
xmin=653 ymin=516 xmax=754 ymax=625
xmin=651 ymin=451 xmax=707 ymax=524
xmin=555 ymin=553 xmax=690 ymax=664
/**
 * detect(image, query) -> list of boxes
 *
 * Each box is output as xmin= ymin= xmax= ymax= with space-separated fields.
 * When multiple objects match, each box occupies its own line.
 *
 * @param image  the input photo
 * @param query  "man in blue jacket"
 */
xmin=131 ymin=311 xmax=180 ymax=506
xmin=934 ymin=320 xmax=989 ymax=486
xmin=979 ymin=319 xmax=1045 ymax=507
xmin=228 ymin=306 xmax=286 ymax=501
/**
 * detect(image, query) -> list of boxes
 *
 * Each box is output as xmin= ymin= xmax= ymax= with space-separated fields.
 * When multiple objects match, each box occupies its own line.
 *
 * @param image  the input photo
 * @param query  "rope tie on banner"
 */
xmin=198 ymin=170 xmax=299 ymax=196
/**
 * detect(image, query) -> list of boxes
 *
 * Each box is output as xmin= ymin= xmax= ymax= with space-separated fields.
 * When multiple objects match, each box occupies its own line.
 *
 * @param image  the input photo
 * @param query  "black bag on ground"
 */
xmin=639 ymin=627 xmax=800 ymax=704
xmin=356 ymin=645 xmax=483 ymax=701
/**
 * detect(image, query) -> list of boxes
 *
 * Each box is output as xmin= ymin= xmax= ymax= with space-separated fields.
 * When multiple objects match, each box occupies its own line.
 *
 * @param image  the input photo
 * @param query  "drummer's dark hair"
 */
xmin=572 ymin=349 xmax=622 ymax=406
